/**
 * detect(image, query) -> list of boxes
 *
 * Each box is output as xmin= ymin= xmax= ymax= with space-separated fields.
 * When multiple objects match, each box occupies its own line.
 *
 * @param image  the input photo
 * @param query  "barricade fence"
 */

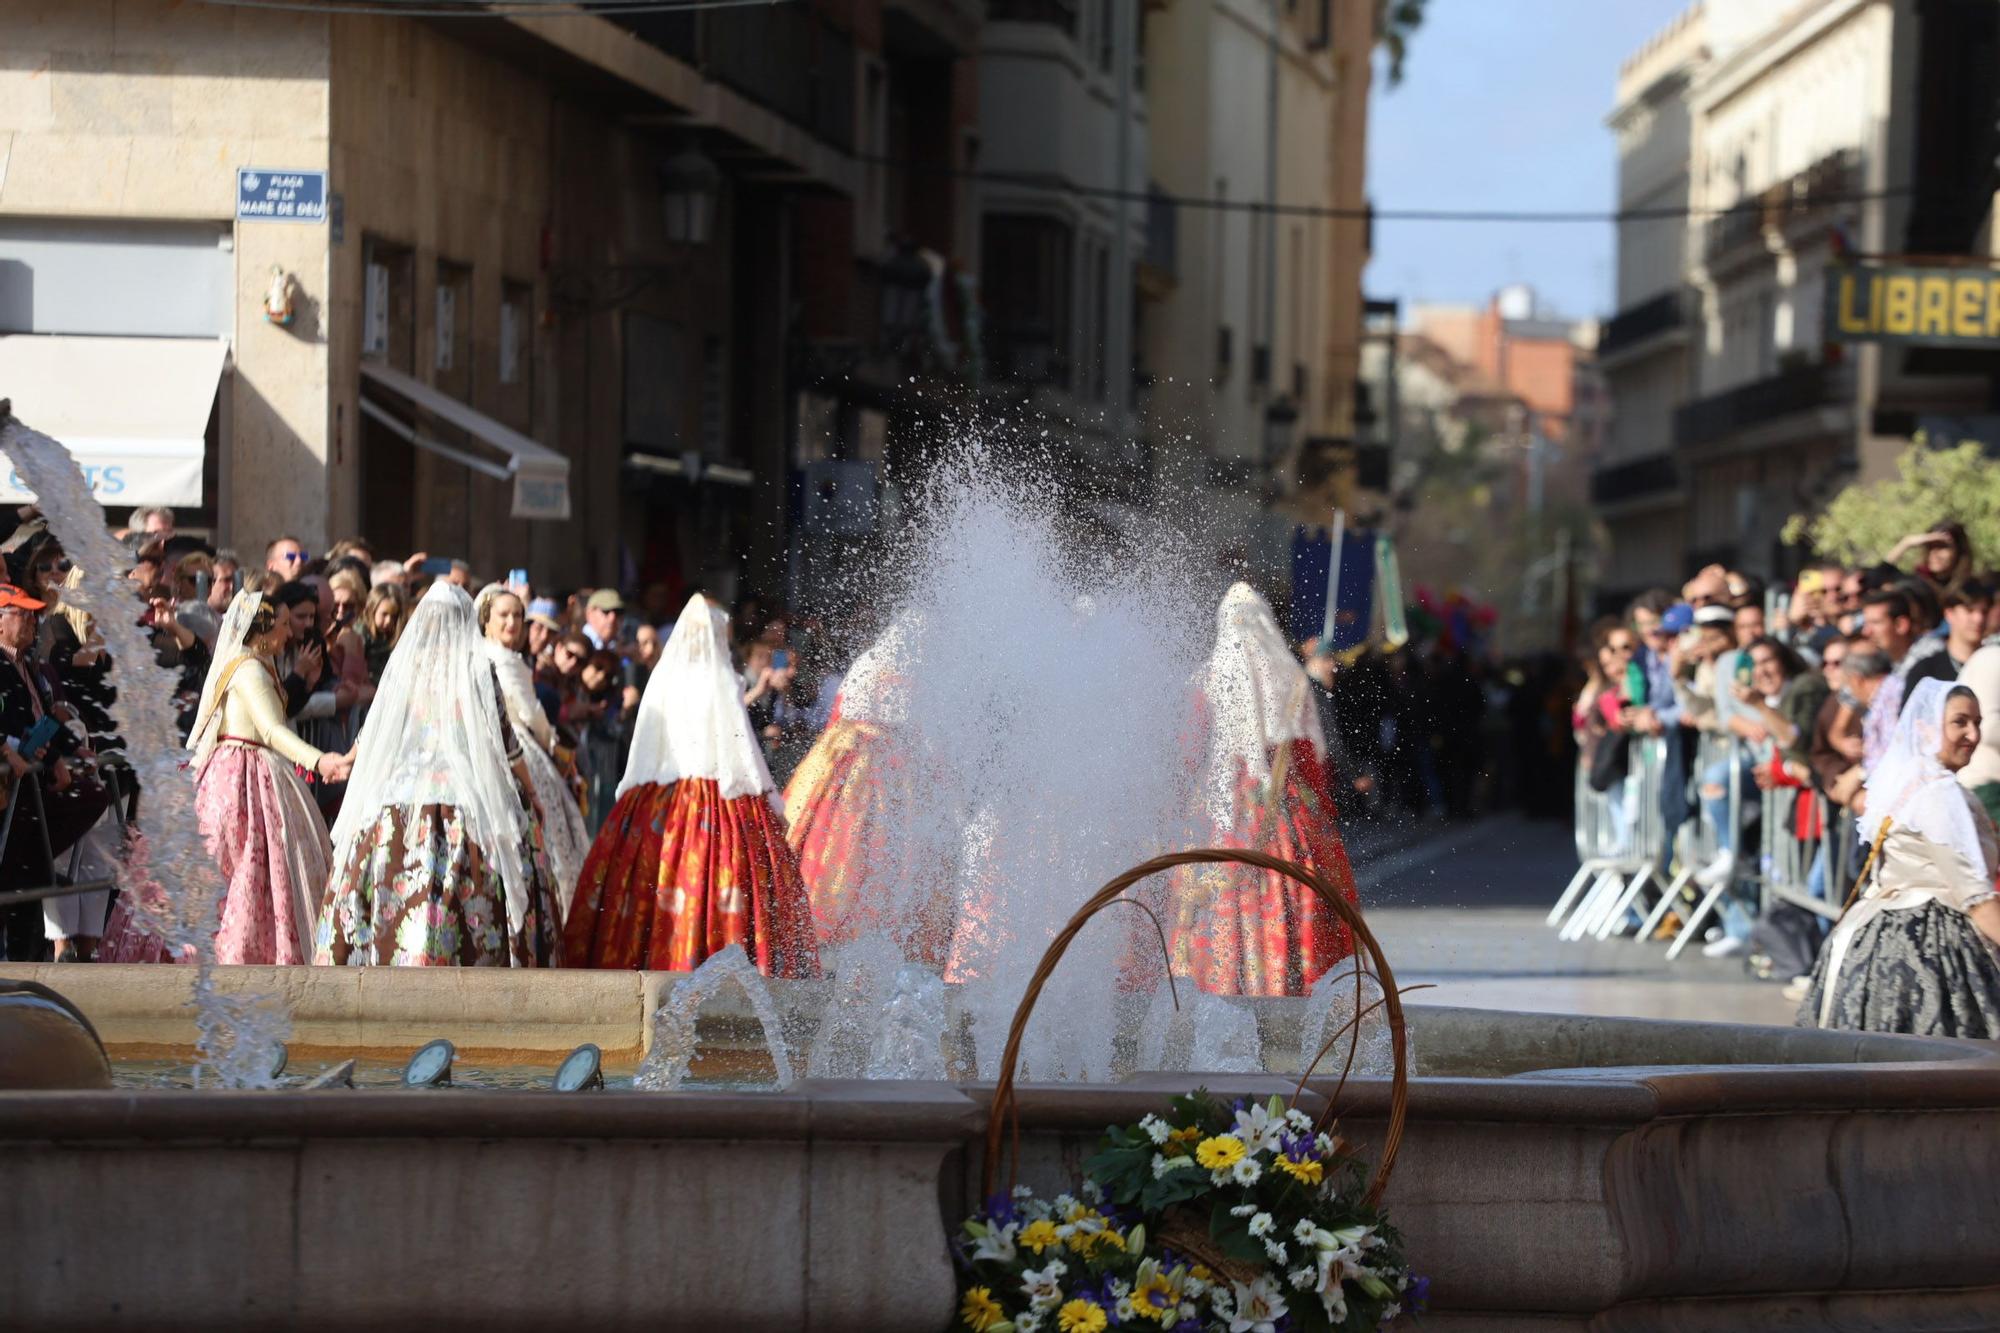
xmin=1552 ymin=729 xmax=1851 ymax=960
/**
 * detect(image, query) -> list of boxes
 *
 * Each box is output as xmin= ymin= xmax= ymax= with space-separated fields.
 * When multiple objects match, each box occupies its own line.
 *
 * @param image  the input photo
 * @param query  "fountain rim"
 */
xmin=5 ymin=1007 xmax=1997 ymax=1140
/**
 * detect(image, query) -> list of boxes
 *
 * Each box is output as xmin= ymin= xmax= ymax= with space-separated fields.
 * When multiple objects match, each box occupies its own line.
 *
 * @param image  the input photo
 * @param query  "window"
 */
xmin=988 ymin=0 xmax=1077 ymax=34
xmin=983 ymin=213 xmax=1075 ymax=386
xmin=499 ymin=281 xmax=532 ymax=387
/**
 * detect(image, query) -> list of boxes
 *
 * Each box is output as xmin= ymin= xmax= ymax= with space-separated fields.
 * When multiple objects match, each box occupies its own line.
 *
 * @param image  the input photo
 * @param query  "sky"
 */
xmin=1365 ymin=0 xmax=1695 ymax=322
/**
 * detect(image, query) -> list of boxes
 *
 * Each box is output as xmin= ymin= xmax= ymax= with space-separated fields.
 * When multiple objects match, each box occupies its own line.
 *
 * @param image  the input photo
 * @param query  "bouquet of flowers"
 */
xmin=956 ymin=1091 xmax=1420 ymax=1333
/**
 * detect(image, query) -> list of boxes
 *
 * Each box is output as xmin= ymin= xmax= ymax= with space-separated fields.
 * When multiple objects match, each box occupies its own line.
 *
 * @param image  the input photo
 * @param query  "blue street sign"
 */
xmin=236 ymin=168 xmax=327 ymax=223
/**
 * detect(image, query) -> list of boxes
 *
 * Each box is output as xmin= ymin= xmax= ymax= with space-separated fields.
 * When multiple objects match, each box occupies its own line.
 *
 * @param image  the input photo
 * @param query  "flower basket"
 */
xmin=954 ymin=846 xmax=1420 ymax=1333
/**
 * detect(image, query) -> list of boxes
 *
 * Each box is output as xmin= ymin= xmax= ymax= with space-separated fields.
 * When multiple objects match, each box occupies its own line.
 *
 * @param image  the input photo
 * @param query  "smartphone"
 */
xmin=507 ymin=568 xmax=530 ymax=588
xmin=772 ymin=648 xmax=790 ymax=671
xmin=1735 ymin=656 xmax=1753 ymax=688
xmin=1622 ymin=660 xmax=1646 ymax=707
xmin=419 ymin=557 xmax=455 ymax=577
xmin=19 ymin=715 xmax=62 ymax=763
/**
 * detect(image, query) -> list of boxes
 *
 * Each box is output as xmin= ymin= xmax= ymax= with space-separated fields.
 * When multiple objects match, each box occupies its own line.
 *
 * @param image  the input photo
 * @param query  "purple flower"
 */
xmin=982 ymin=1193 xmax=1021 ymax=1227
xmin=1409 ymin=1275 xmax=1431 ymax=1310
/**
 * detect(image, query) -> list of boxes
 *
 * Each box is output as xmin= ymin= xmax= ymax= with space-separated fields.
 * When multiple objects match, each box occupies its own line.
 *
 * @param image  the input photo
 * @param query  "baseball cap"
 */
xmin=0 ymin=583 xmax=47 ymax=612
xmin=1661 ymin=603 xmax=1693 ymax=633
xmin=586 ymin=588 xmax=625 ymax=613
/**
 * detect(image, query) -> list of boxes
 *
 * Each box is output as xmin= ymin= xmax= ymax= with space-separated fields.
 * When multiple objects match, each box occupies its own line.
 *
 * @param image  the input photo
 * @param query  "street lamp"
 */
xmin=659 ymin=145 xmax=722 ymax=246
xmin=1262 ymin=397 xmax=1299 ymax=470
xmin=878 ymin=241 xmax=933 ymax=348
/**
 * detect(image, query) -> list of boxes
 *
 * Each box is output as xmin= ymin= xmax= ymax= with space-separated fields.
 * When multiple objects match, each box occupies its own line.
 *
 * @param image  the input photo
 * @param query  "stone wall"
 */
xmin=0 ymin=0 xmax=333 ymax=549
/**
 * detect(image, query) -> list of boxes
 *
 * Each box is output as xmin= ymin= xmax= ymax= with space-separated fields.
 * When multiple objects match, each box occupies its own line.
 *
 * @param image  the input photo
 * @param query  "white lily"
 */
xmin=1227 ymin=1274 xmax=1290 ymax=1333
xmin=972 ymin=1221 xmax=1020 ymax=1264
xmin=1232 ymin=1101 xmax=1286 ymax=1155
xmin=1020 ymin=1259 xmax=1067 ymax=1311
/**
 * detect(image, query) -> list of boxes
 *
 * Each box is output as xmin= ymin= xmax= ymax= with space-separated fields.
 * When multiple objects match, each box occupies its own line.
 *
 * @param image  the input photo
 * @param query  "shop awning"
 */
xmin=359 ymin=362 xmax=572 ymax=521
xmin=0 ymin=334 xmax=227 ymax=505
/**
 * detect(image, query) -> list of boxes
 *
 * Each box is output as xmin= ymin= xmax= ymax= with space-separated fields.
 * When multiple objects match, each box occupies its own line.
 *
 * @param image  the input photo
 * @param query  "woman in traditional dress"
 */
xmin=564 ymin=593 xmax=818 ymax=977
xmin=1168 ymin=583 xmax=1360 ymax=996
xmin=782 ymin=617 xmax=955 ymax=967
xmin=1799 ymin=679 xmax=2000 ymax=1036
xmin=476 ymin=583 xmax=589 ymax=913
xmin=314 ymin=581 xmax=564 ymax=967
xmin=101 ymin=590 xmax=347 ymax=964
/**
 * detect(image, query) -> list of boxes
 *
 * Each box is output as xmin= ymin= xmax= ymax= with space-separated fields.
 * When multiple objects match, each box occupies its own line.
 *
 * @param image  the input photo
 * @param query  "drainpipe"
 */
xmin=1108 ymin=0 xmax=1135 ymax=474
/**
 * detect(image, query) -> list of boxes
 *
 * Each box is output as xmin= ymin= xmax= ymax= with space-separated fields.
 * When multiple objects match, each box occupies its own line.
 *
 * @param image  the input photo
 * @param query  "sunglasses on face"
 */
xmin=278 ymin=551 xmax=305 ymax=565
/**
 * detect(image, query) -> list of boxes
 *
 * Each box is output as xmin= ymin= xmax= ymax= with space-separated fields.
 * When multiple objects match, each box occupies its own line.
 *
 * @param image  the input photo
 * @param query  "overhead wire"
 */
xmin=191 ymin=0 xmax=795 ymax=16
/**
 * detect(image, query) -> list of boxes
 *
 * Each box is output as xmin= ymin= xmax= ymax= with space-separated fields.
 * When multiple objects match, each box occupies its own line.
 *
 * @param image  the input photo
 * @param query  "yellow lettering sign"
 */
xmin=1837 ymin=273 xmax=1871 ymax=334
xmin=1987 ymin=279 xmax=2000 ymax=338
xmin=1884 ymin=276 xmax=1917 ymax=335
xmin=1954 ymin=277 xmax=1985 ymax=338
xmin=1917 ymin=277 xmax=1951 ymax=335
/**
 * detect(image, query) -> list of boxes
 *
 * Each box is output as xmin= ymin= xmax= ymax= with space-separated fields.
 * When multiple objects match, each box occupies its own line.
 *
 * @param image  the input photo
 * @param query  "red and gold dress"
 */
xmin=1169 ymin=583 xmax=1360 ymax=996
xmin=563 ymin=594 xmax=819 ymax=977
xmin=781 ymin=622 xmax=955 ymax=969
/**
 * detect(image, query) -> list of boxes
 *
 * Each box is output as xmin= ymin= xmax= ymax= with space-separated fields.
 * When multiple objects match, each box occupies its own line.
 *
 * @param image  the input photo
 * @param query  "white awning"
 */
xmin=0 ymin=334 xmax=226 ymax=505
xmin=359 ymin=361 xmax=572 ymax=521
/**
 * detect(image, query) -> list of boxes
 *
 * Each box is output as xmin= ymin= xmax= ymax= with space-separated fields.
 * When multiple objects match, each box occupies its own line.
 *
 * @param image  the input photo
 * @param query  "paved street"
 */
xmin=1346 ymin=813 xmax=1797 ymax=1027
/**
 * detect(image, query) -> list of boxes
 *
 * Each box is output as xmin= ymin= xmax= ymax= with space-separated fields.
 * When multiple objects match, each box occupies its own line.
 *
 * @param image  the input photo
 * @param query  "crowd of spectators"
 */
xmin=1571 ymin=521 xmax=2000 ymax=991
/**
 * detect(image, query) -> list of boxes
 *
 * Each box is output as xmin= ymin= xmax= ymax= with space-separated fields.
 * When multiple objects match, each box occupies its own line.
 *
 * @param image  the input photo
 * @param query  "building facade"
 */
xmin=1594 ymin=4 xmax=1706 ymax=609
xmin=1139 ymin=0 xmax=1376 ymax=582
xmin=1598 ymin=0 xmax=2000 ymax=591
xmin=0 ymin=0 xmax=977 ymax=606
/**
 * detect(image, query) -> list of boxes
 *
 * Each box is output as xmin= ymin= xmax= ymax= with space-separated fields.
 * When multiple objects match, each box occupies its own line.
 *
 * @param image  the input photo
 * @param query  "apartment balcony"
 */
xmin=1673 ymin=361 xmax=1847 ymax=451
xmin=1590 ymin=453 xmax=1681 ymax=506
xmin=1701 ymin=149 xmax=1860 ymax=270
xmin=608 ymin=9 xmax=856 ymax=152
xmin=1596 ymin=290 xmax=1685 ymax=363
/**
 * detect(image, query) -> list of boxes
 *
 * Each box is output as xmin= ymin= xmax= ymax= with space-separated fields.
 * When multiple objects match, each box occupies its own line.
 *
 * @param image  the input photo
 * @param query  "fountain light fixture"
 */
xmin=554 ymin=1043 xmax=605 ymax=1092
xmin=269 ymin=1043 xmax=289 ymax=1081
xmin=302 ymin=1059 xmax=356 ymax=1091
xmin=403 ymin=1039 xmax=455 ymax=1088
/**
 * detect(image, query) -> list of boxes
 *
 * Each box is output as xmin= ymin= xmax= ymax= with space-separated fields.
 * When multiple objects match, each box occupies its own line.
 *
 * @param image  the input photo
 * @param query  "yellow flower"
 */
xmin=1167 ymin=1124 xmax=1205 ymax=1149
xmin=1020 ymin=1218 xmax=1062 ymax=1255
xmin=1274 ymin=1154 xmax=1325 ymax=1187
xmin=960 ymin=1285 xmax=1005 ymax=1332
xmin=1057 ymin=1297 xmax=1109 ymax=1333
xmin=1194 ymin=1134 xmax=1247 ymax=1171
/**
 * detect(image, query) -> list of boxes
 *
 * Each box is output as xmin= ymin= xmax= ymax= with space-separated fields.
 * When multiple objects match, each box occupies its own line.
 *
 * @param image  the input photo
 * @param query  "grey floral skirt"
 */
xmin=1797 ymin=899 xmax=2000 ymax=1038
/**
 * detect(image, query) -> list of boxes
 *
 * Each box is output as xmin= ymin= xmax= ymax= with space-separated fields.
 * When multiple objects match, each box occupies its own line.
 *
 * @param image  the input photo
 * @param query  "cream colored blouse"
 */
xmin=214 ymin=660 xmax=325 ymax=772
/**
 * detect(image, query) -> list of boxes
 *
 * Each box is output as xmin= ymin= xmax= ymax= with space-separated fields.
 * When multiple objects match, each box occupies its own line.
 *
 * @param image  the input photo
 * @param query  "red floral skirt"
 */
xmin=1168 ymin=739 xmax=1359 ymax=996
xmin=563 ymin=778 xmax=820 ymax=977
xmin=783 ymin=720 xmax=953 ymax=968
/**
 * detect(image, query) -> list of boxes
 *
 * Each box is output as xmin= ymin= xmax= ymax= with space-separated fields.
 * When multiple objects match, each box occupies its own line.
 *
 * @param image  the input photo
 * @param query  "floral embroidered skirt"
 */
xmin=100 ymin=743 xmax=331 ymax=965
xmin=314 ymin=802 xmax=564 ymax=967
xmin=563 ymin=777 xmax=819 ymax=977
xmin=783 ymin=719 xmax=953 ymax=968
xmin=1168 ymin=740 xmax=1360 ymax=997
xmin=1798 ymin=898 xmax=2000 ymax=1038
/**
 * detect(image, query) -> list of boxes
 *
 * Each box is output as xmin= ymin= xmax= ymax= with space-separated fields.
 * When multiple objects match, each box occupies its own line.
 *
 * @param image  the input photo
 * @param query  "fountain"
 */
xmin=0 ymin=442 xmax=1997 ymax=1329
xmin=0 ymin=405 xmax=287 ymax=1087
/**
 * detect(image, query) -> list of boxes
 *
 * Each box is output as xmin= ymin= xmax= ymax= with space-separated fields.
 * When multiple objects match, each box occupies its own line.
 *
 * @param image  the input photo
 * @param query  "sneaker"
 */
xmin=1782 ymin=976 xmax=1813 ymax=1003
xmin=1701 ymin=935 xmax=1746 ymax=959
xmin=1693 ymin=856 xmax=1736 ymax=888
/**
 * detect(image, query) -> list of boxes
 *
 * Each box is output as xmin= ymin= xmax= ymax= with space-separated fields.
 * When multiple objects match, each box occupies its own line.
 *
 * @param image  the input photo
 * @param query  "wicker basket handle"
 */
xmin=979 ymin=846 xmax=1408 ymax=1208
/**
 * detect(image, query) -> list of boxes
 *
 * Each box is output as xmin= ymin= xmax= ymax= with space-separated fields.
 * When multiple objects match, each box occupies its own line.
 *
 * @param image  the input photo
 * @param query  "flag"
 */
xmin=1290 ymin=524 xmax=1375 ymax=651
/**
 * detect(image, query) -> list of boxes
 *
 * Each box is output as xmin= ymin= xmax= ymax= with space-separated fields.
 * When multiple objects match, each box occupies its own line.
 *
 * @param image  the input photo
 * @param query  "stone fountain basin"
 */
xmin=1 ymin=966 xmax=1998 ymax=1329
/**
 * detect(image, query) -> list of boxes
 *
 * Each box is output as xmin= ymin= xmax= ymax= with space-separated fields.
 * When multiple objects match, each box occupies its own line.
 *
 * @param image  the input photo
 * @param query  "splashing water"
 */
xmin=1136 ymin=982 xmax=1263 ymax=1074
xmin=865 ymin=963 xmax=949 ymax=1080
xmin=0 ymin=415 xmax=288 ymax=1087
xmin=821 ymin=450 xmax=1214 ymax=1080
xmin=636 ymin=944 xmax=796 ymax=1091
xmin=1299 ymin=961 xmax=1405 ymax=1080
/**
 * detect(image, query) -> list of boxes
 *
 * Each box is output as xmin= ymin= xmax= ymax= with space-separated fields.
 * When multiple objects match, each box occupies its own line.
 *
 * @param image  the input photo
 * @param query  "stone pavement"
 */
xmin=1345 ymin=812 xmax=1797 ymax=1027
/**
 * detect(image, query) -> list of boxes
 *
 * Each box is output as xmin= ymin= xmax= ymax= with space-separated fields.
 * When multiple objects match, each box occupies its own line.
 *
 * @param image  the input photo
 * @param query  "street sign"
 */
xmin=236 ymin=168 xmax=327 ymax=223
xmin=1825 ymin=262 xmax=2000 ymax=348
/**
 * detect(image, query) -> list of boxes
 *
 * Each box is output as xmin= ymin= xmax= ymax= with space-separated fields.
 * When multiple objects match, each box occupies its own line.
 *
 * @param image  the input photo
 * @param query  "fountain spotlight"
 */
xmin=403 ymin=1039 xmax=454 ymax=1088
xmin=553 ymin=1044 xmax=604 ymax=1092
xmin=302 ymin=1059 xmax=356 ymax=1090
xmin=269 ymin=1044 xmax=289 ymax=1081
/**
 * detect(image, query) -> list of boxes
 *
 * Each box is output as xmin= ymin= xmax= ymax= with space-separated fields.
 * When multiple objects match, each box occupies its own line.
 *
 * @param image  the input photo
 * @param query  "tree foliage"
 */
xmin=1783 ymin=440 xmax=2000 ymax=567
xmin=1375 ymin=0 xmax=1426 ymax=87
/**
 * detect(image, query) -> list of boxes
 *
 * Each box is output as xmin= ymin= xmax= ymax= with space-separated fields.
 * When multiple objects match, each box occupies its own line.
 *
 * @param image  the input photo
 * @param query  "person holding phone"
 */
xmin=0 ymin=582 xmax=109 ymax=961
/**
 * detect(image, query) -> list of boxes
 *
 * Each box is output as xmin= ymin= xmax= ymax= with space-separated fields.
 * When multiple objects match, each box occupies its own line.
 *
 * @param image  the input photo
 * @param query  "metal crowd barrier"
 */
xmin=0 ymin=758 xmax=131 ymax=915
xmin=1553 ymin=728 xmax=1852 ymax=960
xmin=1546 ymin=735 xmax=1672 ymax=941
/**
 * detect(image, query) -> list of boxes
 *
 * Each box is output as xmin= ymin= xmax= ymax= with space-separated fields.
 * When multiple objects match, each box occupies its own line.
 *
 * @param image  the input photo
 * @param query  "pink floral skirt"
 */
xmin=99 ymin=743 xmax=332 ymax=965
